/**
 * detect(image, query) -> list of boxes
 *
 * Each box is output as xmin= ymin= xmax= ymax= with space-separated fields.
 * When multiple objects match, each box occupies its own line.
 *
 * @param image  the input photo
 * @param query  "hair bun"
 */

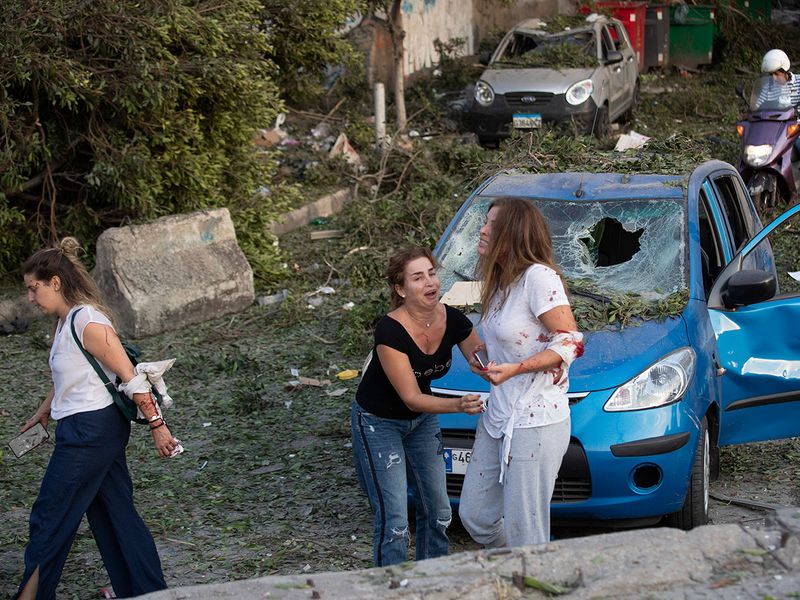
xmin=58 ymin=237 xmax=81 ymax=257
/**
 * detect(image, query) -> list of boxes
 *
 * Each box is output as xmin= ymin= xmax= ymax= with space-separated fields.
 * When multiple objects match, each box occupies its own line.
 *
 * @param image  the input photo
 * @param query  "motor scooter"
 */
xmin=735 ymin=75 xmax=800 ymax=210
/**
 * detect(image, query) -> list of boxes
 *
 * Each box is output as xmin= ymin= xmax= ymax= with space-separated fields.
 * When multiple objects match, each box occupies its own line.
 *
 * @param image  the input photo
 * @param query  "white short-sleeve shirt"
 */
xmin=49 ymin=305 xmax=116 ymax=420
xmin=481 ymin=264 xmax=572 ymax=440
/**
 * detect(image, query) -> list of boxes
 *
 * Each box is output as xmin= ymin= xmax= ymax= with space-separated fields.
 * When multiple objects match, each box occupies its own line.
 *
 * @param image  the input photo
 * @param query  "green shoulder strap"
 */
xmin=69 ymin=308 xmax=143 ymax=423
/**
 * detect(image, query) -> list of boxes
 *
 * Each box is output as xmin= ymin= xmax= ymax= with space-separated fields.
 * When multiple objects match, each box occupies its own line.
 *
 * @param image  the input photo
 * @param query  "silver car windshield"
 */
xmin=437 ymin=196 xmax=687 ymax=300
xmin=494 ymin=31 xmax=596 ymax=67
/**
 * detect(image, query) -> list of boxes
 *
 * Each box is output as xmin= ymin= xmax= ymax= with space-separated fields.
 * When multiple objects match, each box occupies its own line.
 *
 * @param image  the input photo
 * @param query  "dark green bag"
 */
xmin=69 ymin=308 xmax=162 ymax=424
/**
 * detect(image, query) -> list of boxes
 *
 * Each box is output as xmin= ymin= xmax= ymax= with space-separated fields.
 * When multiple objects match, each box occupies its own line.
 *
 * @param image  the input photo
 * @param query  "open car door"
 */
xmin=707 ymin=204 xmax=800 ymax=446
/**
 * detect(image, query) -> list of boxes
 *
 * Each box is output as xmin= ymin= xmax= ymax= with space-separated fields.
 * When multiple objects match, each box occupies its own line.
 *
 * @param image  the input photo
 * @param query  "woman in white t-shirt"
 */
xmin=14 ymin=237 xmax=177 ymax=600
xmin=459 ymin=198 xmax=584 ymax=548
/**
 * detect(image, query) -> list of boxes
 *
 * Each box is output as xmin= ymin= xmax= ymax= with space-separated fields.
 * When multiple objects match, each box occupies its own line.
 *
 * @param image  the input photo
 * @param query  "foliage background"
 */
xmin=0 ymin=0 xmax=283 ymax=276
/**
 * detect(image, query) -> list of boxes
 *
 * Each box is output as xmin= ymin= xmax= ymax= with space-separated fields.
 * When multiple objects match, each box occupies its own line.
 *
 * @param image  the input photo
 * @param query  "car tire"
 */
xmin=593 ymin=104 xmax=610 ymax=139
xmin=665 ymin=417 xmax=710 ymax=530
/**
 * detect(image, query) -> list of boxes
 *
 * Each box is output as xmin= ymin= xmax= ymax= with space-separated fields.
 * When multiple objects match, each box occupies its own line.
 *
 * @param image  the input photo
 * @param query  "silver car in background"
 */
xmin=468 ymin=15 xmax=640 ymax=144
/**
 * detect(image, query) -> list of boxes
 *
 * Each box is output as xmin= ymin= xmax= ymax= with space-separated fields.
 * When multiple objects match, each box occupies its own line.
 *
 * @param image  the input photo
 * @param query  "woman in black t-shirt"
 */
xmin=351 ymin=246 xmax=485 ymax=566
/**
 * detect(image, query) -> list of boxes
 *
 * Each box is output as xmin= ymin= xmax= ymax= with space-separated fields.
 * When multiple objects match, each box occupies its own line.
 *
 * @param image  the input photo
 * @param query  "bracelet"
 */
xmin=150 ymin=422 xmax=166 ymax=431
xmin=147 ymin=414 xmax=162 ymax=423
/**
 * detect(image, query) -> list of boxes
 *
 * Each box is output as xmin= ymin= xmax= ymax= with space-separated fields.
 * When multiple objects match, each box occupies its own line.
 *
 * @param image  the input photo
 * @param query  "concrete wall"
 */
xmin=398 ymin=0 xmax=578 ymax=76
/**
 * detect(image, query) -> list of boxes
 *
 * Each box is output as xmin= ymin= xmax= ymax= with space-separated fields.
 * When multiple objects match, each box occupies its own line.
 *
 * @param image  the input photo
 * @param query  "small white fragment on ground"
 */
xmin=288 ymin=453 xmax=296 ymax=458
xmin=344 ymin=442 xmax=353 ymax=448
xmin=284 ymin=400 xmax=293 ymax=409
xmin=326 ymin=387 xmax=349 ymax=397
xmin=202 ymin=422 xmax=211 ymax=427
xmin=290 ymin=368 xmax=300 ymax=377
xmin=789 ymin=271 xmax=800 ymax=282
xmin=350 ymin=534 xmax=357 ymax=541
xmin=400 ymin=579 xmax=408 ymax=587
xmin=302 ymin=564 xmax=312 ymax=572
xmin=614 ymin=130 xmax=650 ymax=152
xmin=342 ymin=301 xmax=355 ymax=310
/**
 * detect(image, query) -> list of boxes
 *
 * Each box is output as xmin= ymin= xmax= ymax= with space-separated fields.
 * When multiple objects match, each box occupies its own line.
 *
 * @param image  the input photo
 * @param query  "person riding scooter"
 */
xmin=756 ymin=49 xmax=800 ymax=113
xmin=735 ymin=49 xmax=800 ymax=210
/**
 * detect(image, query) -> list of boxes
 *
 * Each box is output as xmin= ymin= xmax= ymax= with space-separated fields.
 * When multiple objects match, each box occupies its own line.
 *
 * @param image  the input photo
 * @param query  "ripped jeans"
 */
xmin=351 ymin=401 xmax=451 ymax=566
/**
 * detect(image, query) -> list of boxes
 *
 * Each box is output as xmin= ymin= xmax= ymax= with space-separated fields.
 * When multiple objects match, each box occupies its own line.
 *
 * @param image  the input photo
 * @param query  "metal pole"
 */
xmin=374 ymin=82 xmax=386 ymax=148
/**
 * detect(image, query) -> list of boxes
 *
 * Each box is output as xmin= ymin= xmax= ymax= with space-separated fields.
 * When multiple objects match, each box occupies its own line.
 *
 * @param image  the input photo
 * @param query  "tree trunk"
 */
xmin=388 ymin=0 xmax=406 ymax=132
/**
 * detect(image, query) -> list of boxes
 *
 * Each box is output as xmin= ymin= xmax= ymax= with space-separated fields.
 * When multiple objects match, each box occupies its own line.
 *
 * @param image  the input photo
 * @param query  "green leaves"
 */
xmin=0 ymin=0 xmax=283 ymax=273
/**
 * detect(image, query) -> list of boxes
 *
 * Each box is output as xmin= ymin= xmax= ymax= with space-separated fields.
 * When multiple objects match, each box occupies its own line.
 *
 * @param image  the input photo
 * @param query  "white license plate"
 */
xmin=444 ymin=447 xmax=472 ymax=475
xmin=512 ymin=113 xmax=542 ymax=129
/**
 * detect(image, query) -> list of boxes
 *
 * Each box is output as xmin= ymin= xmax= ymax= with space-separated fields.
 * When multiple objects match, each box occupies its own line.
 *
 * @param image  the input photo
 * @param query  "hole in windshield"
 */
xmin=579 ymin=217 xmax=644 ymax=267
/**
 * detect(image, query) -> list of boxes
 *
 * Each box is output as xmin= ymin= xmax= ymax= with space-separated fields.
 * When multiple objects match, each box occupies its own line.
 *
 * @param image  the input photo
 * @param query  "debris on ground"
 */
xmin=329 ymin=133 xmax=362 ymax=168
xmin=614 ymin=131 xmax=650 ymax=152
xmin=336 ymin=369 xmax=360 ymax=380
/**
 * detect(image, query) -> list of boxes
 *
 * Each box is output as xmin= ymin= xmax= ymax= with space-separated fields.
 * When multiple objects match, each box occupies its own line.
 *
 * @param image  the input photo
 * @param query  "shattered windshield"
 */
xmin=493 ymin=31 xmax=598 ymax=69
xmin=438 ymin=196 xmax=687 ymax=301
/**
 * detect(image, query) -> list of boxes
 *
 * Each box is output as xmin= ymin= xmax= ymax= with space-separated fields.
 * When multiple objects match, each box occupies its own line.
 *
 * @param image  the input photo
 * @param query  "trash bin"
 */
xmin=669 ymin=4 xmax=716 ymax=68
xmin=585 ymin=1 xmax=647 ymax=72
xmin=645 ymin=4 xmax=669 ymax=71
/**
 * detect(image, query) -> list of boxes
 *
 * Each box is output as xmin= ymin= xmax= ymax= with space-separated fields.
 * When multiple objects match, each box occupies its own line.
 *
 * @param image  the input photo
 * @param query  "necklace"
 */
xmin=406 ymin=307 xmax=435 ymax=329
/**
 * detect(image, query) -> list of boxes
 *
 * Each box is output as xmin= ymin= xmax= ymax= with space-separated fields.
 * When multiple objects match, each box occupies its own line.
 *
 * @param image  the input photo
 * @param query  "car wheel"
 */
xmin=665 ymin=417 xmax=709 ymax=530
xmin=593 ymin=104 xmax=610 ymax=139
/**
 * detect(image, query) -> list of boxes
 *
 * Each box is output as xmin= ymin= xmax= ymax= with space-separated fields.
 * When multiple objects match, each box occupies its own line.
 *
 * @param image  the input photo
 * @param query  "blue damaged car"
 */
xmin=431 ymin=160 xmax=800 ymax=529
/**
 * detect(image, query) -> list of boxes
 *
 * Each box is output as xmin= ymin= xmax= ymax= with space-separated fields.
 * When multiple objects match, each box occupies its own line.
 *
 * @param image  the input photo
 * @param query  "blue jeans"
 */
xmin=351 ymin=400 xmax=451 ymax=566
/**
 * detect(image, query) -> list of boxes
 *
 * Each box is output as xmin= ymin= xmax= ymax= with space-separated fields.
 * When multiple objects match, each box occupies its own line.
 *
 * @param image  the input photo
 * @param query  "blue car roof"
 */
xmin=479 ymin=171 xmax=688 ymax=202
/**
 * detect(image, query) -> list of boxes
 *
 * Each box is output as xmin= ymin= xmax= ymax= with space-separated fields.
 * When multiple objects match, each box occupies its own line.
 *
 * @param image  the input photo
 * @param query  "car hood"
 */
xmin=481 ymin=66 xmax=597 ymax=95
xmin=433 ymin=313 xmax=690 ymax=394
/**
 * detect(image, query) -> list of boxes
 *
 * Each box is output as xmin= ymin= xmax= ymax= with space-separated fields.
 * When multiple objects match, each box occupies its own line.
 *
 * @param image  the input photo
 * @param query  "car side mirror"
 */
xmin=479 ymin=51 xmax=492 ymax=66
xmin=605 ymin=50 xmax=623 ymax=65
xmin=720 ymin=269 xmax=777 ymax=308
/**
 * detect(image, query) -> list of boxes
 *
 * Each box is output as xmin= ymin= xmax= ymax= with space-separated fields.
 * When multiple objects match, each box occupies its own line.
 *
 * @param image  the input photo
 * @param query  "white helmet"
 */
xmin=761 ymin=49 xmax=790 ymax=74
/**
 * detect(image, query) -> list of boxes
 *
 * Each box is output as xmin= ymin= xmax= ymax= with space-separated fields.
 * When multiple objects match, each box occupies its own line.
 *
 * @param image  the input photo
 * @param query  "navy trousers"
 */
xmin=15 ymin=404 xmax=166 ymax=599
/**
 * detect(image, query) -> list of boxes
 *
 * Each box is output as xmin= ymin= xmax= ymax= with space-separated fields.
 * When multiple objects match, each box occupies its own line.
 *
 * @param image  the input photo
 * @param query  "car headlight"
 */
xmin=474 ymin=81 xmax=495 ymax=107
xmin=566 ymin=79 xmax=593 ymax=106
xmin=604 ymin=348 xmax=696 ymax=412
xmin=744 ymin=144 xmax=773 ymax=167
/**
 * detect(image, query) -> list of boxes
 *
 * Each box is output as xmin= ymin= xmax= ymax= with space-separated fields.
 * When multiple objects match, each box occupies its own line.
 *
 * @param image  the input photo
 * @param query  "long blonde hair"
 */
xmin=22 ymin=237 xmax=116 ymax=322
xmin=478 ymin=197 xmax=565 ymax=311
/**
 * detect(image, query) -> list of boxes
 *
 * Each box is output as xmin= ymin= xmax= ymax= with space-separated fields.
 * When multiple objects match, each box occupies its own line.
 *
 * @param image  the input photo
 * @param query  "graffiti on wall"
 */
xmin=400 ymin=0 xmax=474 ymax=75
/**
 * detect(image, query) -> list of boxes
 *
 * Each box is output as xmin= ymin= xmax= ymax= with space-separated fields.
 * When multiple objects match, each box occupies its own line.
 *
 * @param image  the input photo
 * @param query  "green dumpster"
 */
xmin=669 ymin=4 xmax=716 ymax=68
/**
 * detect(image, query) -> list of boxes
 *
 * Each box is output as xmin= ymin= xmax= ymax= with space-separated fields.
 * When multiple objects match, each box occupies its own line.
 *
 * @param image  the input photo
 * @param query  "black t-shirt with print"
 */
xmin=356 ymin=304 xmax=473 ymax=420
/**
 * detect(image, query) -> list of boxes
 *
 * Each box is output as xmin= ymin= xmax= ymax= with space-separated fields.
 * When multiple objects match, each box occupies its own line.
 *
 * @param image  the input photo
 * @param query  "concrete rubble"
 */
xmin=94 ymin=207 xmax=254 ymax=338
xmin=139 ymin=509 xmax=800 ymax=599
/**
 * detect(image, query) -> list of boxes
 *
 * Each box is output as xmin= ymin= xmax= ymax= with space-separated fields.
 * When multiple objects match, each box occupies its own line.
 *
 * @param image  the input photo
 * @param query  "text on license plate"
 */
xmin=512 ymin=113 xmax=542 ymax=129
xmin=444 ymin=447 xmax=471 ymax=475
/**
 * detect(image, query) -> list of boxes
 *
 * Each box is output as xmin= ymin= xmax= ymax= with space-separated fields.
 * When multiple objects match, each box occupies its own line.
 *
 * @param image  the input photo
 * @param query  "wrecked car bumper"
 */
xmin=436 ymin=389 xmax=700 ymax=525
xmin=468 ymin=95 xmax=599 ymax=141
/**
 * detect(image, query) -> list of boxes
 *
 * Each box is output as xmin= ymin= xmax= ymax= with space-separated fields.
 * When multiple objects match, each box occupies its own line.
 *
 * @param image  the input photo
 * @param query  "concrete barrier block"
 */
xmin=94 ymin=208 xmax=254 ymax=338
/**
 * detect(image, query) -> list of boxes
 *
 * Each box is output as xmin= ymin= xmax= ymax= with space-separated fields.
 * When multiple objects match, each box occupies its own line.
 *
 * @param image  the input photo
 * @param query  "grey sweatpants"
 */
xmin=458 ymin=415 xmax=570 ymax=548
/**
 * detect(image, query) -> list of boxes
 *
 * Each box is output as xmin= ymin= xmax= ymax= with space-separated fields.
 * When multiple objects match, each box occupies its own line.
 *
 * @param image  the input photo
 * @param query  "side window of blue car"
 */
xmin=698 ymin=192 xmax=725 ymax=298
xmin=708 ymin=174 xmax=772 ymax=273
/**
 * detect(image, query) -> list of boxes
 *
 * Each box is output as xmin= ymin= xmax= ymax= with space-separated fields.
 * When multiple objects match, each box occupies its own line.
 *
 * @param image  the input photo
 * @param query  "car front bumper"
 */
xmin=468 ymin=93 xmax=600 ymax=141
xmin=439 ymin=389 xmax=703 ymax=526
